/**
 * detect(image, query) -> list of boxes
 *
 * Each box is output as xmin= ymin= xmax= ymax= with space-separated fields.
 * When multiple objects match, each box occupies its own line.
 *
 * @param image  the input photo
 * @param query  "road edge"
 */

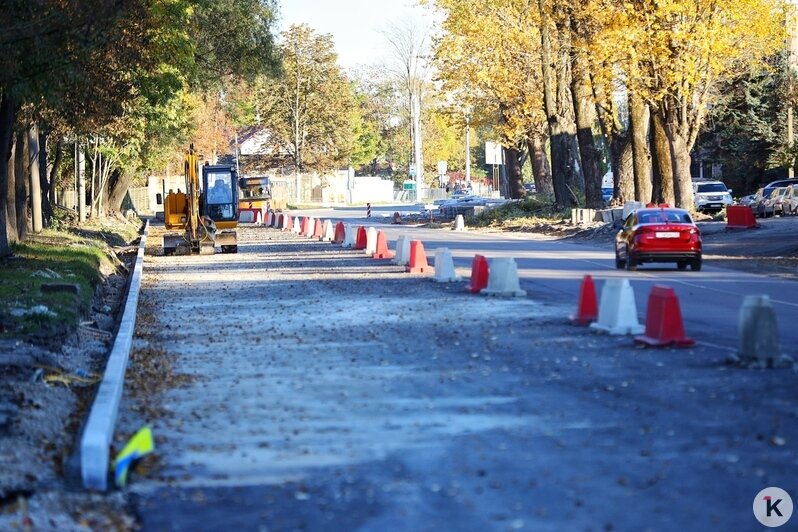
xmin=79 ymin=219 xmax=150 ymax=491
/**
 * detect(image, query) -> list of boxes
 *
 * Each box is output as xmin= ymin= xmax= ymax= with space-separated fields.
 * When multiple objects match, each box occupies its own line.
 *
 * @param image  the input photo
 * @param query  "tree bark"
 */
xmin=592 ymin=75 xmax=633 ymax=205
xmin=538 ymin=1 xmax=582 ymax=208
xmin=105 ymin=168 xmax=131 ymax=213
xmin=48 ymin=138 xmax=63 ymax=209
xmin=0 ymin=92 xmax=16 ymax=256
xmin=661 ymin=98 xmax=694 ymax=210
xmin=28 ymin=124 xmax=42 ymax=233
xmin=14 ymin=130 xmax=29 ymax=240
xmin=6 ymin=138 xmax=16 ymax=244
xmin=609 ymin=133 xmax=634 ymax=204
xmin=526 ymin=132 xmax=553 ymax=196
xmin=570 ymin=50 xmax=603 ymax=209
xmin=629 ymin=92 xmax=652 ymax=203
xmin=38 ymin=128 xmax=53 ymax=226
xmin=651 ymin=111 xmax=675 ymax=206
xmin=505 ymin=146 xmax=524 ymax=199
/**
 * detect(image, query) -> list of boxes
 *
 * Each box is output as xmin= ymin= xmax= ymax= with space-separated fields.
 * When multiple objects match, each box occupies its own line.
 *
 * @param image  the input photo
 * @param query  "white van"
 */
xmin=692 ymin=180 xmax=733 ymax=213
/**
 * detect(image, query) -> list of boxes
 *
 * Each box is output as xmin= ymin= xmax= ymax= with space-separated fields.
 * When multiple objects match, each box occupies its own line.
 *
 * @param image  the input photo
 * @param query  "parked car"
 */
xmin=753 ymin=187 xmax=786 ymax=217
xmin=692 ymin=180 xmax=733 ymax=213
xmin=783 ymin=186 xmax=798 ymax=215
xmin=768 ymin=187 xmax=790 ymax=216
xmin=615 ymin=207 xmax=702 ymax=271
xmin=748 ymin=188 xmax=770 ymax=217
xmin=739 ymin=193 xmax=757 ymax=206
xmin=765 ymin=178 xmax=798 ymax=190
xmin=602 ymin=188 xmax=613 ymax=204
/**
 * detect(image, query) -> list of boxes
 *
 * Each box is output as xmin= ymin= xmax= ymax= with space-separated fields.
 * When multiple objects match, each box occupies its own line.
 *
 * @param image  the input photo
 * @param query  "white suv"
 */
xmin=693 ymin=180 xmax=733 ymax=213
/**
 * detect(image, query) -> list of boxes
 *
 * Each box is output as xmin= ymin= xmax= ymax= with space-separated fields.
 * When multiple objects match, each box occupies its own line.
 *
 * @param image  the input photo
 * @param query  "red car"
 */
xmin=615 ymin=208 xmax=702 ymax=271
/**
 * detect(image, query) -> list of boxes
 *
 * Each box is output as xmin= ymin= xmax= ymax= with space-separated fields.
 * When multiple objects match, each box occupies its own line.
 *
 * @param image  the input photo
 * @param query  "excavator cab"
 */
xmin=202 ymin=166 xmax=239 ymax=223
xmin=200 ymin=165 xmax=239 ymax=253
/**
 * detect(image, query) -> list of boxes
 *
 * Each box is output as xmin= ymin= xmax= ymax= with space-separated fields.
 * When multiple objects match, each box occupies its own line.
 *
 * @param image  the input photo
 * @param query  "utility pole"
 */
xmin=789 ymin=0 xmax=798 ymax=177
xmin=412 ymin=91 xmax=423 ymax=195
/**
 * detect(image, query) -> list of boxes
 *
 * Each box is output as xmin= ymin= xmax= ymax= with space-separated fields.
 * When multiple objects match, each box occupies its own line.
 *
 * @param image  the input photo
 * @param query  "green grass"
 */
xmin=0 ymin=217 xmax=139 ymax=344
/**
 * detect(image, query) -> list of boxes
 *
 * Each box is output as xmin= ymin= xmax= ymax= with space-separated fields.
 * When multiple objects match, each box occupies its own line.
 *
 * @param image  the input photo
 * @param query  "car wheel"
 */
xmin=625 ymin=248 xmax=638 ymax=271
xmin=677 ymin=260 xmax=688 ymax=271
xmin=690 ymin=257 xmax=702 ymax=272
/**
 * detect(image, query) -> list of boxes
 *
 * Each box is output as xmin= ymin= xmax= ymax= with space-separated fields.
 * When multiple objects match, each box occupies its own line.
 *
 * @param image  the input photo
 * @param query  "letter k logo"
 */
xmin=765 ymin=496 xmax=784 ymax=518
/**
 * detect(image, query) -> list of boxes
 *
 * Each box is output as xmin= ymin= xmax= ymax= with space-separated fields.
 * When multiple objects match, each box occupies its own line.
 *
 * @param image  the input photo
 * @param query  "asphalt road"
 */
xmin=119 ymin=208 xmax=798 ymax=531
xmin=301 ymin=205 xmax=798 ymax=354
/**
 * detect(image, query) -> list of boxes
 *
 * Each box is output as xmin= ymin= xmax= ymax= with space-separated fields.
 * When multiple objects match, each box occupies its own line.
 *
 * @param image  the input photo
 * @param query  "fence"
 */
xmin=58 ymin=187 xmax=151 ymax=214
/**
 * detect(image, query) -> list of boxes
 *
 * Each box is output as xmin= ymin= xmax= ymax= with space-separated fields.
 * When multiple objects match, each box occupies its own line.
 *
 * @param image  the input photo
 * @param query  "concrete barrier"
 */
xmin=571 ymin=208 xmax=597 ymax=225
xmin=81 ymin=220 xmax=150 ymax=491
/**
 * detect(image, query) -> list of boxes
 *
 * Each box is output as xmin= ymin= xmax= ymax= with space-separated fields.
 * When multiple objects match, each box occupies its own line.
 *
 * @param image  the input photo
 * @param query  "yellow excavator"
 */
xmin=160 ymin=145 xmax=239 ymax=255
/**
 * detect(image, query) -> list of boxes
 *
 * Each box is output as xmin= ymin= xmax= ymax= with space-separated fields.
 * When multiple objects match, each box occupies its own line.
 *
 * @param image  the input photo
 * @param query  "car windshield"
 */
xmin=696 ymin=183 xmax=727 ymax=193
xmin=637 ymin=210 xmax=692 ymax=224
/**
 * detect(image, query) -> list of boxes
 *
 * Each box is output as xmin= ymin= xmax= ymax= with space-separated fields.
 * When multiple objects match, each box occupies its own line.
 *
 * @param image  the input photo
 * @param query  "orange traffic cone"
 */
xmin=312 ymin=218 xmax=324 ymax=239
xmin=405 ymin=240 xmax=430 ymax=273
xmin=465 ymin=255 xmax=489 ymax=294
xmin=355 ymin=226 xmax=367 ymax=250
xmin=333 ymin=222 xmax=345 ymax=244
xmin=635 ymin=285 xmax=695 ymax=347
xmin=372 ymin=231 xmax=395 ymax=259
xmin=570 ymin=275 xmax=598 ymax=325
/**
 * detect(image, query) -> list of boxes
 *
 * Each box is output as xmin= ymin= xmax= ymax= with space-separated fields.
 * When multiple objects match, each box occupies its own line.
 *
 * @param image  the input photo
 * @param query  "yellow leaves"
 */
xmin=431 ymin=0 xmax=546 ymax=143
xmin=432 ymin=0 xmax=786 ymax=141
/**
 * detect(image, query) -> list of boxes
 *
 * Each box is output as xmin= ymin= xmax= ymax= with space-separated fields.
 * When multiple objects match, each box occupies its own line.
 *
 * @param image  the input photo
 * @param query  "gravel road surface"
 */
xmin=118 ymin=221 xmax=798 ymax=531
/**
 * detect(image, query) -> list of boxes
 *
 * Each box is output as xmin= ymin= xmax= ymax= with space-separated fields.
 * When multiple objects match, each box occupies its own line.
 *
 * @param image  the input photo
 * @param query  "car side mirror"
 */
xmin=727 ymin=189 xmax=733 ymax=195
xmin=156 ymin=193 xmax=163 ymax=205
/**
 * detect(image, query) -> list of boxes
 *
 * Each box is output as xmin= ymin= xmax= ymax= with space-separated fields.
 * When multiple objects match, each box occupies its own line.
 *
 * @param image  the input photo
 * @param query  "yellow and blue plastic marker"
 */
xmin=113 ymin=426 xmax=154 ymax=488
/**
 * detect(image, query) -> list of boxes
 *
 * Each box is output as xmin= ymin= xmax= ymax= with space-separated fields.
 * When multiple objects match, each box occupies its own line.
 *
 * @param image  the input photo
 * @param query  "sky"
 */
xmin=278 ymin=0 xmax=435 ymax=70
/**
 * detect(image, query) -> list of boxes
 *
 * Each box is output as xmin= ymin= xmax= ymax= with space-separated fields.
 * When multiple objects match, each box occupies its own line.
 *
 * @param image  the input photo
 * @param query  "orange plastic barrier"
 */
xmin=726 ymin=205 xmax=757 ymax=229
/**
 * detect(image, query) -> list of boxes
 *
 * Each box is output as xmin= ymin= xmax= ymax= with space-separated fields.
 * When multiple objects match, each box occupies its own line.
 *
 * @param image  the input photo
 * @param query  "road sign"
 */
xmin=437 ymin=160 xmax=448 ymax=176
xmin=485 ymin=142 xmax=503 ymax=166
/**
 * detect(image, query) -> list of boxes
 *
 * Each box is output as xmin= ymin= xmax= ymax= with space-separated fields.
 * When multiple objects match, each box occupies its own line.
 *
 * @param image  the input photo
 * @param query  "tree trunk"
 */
xmin=0 ymin=92 xmax=16 ymax=256
xmin=652 ymin=111 xmax=675 ymax=206
xmin=629 ymin=92 xmax=652 ymax=203
xmin=38 ymin=128 xmax=53 ymax=226
xmin=570 ymin=51 xmax=603 ymax=209
xmin=527 ymin=132 xmax=553 ymax=196
xmin=14 ymin=130 xmax=29 ymax=240
xmin=539 ymin=1 xmax=582 ymax=208
xmin=609 ymin=133 xmax=634 ymax=204
xmin=28 ymin=124 xmax=42 ymax=233
xmin=661 ymin=100 xmax=694 ymax=210
xmin=105 ymin=168 xmax=131 ymax=213
xmin=505 ymin=146 xmax=524 ymax=199
xmin=48 ymin=138 xmax=63 ymax=208
xmin=6 ymin=137 xmax=16 ymax=244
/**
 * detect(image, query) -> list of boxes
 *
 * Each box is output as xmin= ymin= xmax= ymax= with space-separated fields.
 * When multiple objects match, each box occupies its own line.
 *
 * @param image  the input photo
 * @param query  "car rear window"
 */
xmin=696 ymin=183 xmax=727 ymax=193
xmin=638 ymin=211 xmax=693 ymax=224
